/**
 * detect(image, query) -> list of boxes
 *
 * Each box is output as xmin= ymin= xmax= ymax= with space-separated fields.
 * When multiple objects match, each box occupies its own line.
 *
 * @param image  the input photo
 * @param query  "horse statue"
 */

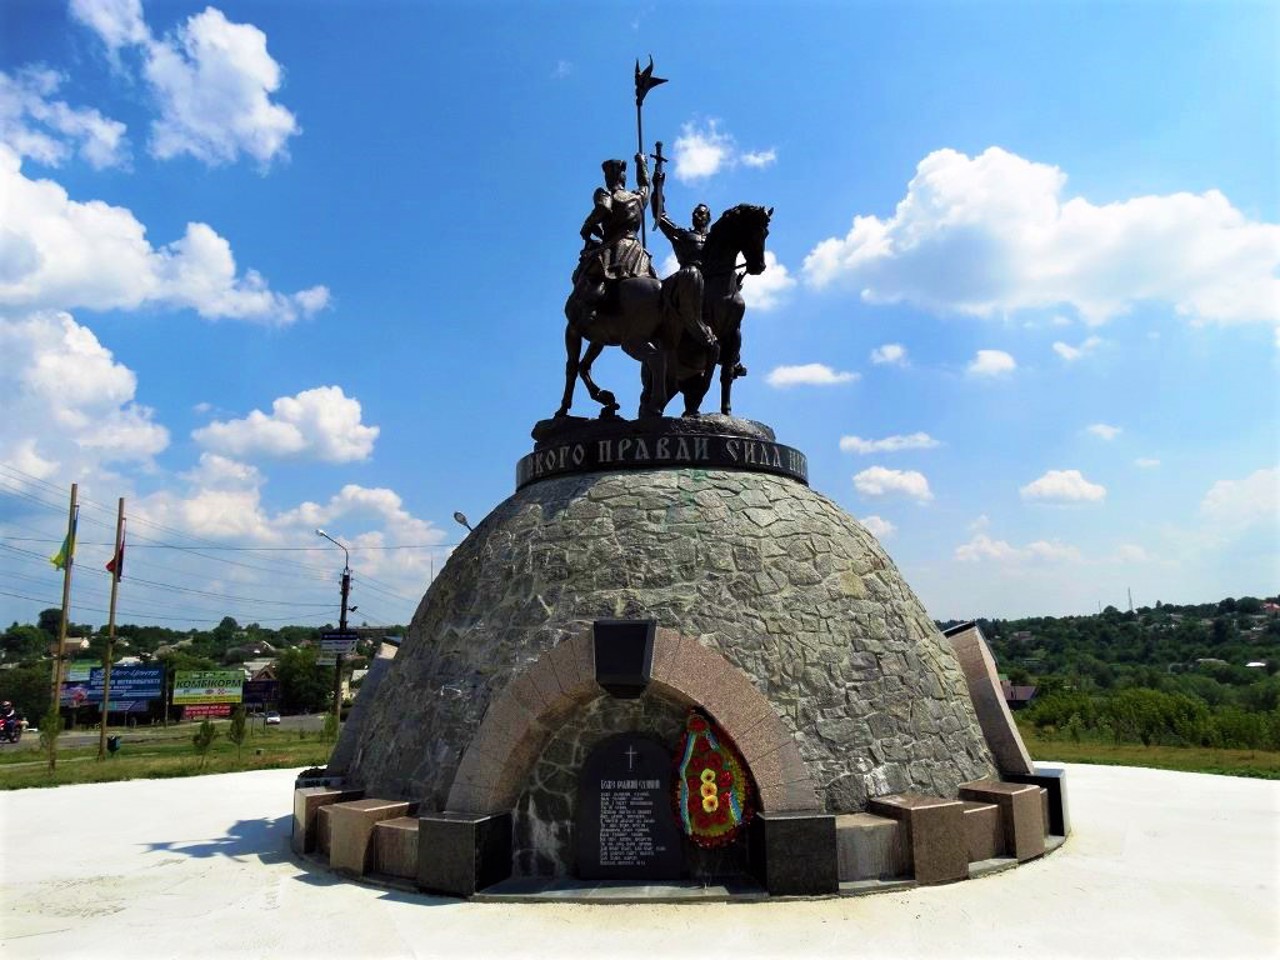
xmin=653 ymin=203 xmax=772 ymax=417
xmin=557 ymin=203 xmax=772 ymax=420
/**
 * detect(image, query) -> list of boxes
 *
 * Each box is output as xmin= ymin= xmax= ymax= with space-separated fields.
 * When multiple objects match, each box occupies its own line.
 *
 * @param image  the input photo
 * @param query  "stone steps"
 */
xmin=294 ymin=775 xmax=1067 ymax=893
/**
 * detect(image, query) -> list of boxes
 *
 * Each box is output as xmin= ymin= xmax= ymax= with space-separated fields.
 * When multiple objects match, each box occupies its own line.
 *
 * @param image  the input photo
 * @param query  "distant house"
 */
xmin=243 ymin=659 xmax=277 ymax=680
xmin=1245 ymin=661 xmax=1269 ymax=670
xmin=1000 ymin=679 xmax=1038 ymax=710
xmin=49 ymin=637 xmax=91 ymax=658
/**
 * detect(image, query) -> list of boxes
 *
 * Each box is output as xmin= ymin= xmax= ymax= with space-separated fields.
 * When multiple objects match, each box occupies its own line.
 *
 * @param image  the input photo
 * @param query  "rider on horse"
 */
xmin=570 ymin=155 xmax=657 ymax=331
xmin=654 ymin=199 xmax=724 ymax=362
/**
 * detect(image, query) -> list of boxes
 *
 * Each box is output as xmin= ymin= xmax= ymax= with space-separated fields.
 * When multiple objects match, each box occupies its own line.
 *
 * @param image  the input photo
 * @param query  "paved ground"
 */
xmin=1 ymin=763 xmax=1276 ymax=959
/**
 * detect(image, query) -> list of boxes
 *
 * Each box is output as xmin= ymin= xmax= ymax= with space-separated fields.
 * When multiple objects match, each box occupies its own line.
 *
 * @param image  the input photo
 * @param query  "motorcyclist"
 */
xmin=1 ymin=700 xmax=19 ymax=741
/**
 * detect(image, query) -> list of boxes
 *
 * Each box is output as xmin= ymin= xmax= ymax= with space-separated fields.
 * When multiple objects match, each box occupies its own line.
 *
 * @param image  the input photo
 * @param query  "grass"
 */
xmin=1019 ymin=728 xmax=1280 ymax=780
xmin=0 ymin=724 xmax=334 ymax=790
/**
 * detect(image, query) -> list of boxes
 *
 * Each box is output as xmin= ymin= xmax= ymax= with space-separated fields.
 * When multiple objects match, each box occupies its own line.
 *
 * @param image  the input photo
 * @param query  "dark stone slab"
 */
xmin=593 ymin=619 xmax=655 ymax=699
xmin=417 ymin=811 xmax=512 ymax=897
xmin=1006 ymin=767 xmax=1070 ymax=836
xmin=518 ymin=416 xmax=807 ymax=490
xmin=577 ymin=733 xmax=683 ymax=880
xmin=748 ymin=811 xmax=838 ymax=896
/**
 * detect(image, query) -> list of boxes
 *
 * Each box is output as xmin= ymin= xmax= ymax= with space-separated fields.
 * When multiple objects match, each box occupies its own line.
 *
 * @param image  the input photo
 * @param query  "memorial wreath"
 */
xmin=674 ymin=710 xmax=755 ymax=847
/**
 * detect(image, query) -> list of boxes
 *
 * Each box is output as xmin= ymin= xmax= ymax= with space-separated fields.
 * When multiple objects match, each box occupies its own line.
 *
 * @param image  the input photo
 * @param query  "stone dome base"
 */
xmin=338 ymin=465 xmax=997 ymax=831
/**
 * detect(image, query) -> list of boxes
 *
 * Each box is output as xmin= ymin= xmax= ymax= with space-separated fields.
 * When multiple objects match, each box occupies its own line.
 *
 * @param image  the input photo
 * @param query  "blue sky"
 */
xmin=0 ymin=0 xmax=1276 ymax=634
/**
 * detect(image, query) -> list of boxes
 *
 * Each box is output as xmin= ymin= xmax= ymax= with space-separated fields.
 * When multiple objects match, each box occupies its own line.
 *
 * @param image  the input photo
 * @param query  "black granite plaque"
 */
xmin=576 ymin=733 xmax=682 ymax=880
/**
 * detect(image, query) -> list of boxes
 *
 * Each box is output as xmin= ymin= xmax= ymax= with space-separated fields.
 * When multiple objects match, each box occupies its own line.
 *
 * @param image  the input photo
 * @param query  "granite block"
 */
xmin=749 ymin=811 xmax=838 ymax=896
xmin=292 ymin=786 xmax=362 ymax=856
xmin=834 ymin=812 xmax=907 ymax=881
xmin=868 ymin=793 xmax=967 ymax=885
xmin=371 ymin=816 xmax=420 ymax=879
xmin=418 ymin=811 xmax=513 ymax=897
xmin=958 ymin=780 xmax=1045 ymax=861
xmin=1006 ymin=767 xmax=1070 ymax=836
xmin=960 ymin=800 xmax=1002 ymax=862
xmin=316 ymin=805 xmax=333 ymax=855
xmin=328 ymin=798 xmax=413 ymax=876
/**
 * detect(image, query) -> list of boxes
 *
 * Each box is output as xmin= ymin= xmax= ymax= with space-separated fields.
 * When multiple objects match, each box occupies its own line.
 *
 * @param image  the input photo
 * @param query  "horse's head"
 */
xmin=709 ymin=204 xmax=773 ymax=275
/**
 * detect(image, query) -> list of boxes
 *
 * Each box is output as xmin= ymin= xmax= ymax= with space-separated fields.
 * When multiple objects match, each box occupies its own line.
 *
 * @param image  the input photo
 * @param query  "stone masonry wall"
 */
xmin=342 ymin=468 xmax=996 ymax=814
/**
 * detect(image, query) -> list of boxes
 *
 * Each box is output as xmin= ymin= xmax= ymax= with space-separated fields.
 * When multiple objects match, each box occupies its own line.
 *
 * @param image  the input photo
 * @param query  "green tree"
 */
xmin=0 ymin=663 xmax=52 ymax=720
xmin=277 ymin=646 xmax=330 ymax=713
xmin=191 ymin=719 xmax=219 ymax=769
xmin=39 ymin=705 xmax=63 ymax=774
xmin=227 ymin=706 xmax=248 ymax=760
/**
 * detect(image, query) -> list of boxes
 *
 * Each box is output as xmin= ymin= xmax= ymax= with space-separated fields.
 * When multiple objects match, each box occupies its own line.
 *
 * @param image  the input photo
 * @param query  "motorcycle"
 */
xmin=1 ymin=714 xmax=22 ymax=744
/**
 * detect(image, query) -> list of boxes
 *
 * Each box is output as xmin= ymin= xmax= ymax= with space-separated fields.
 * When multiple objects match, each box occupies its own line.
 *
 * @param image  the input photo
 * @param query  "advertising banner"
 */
xmin=61 ymin=665 xmax=165 ymax=705
xmin=173 ymin=670 xmax=243 ymax=705
xmin=184 ymin=704 xmax=232 ymax=719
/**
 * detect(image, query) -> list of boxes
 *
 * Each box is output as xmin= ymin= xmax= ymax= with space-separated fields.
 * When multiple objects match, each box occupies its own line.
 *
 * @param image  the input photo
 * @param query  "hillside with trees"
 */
xmin=941 ymin=596 xmax=1280 ymax=752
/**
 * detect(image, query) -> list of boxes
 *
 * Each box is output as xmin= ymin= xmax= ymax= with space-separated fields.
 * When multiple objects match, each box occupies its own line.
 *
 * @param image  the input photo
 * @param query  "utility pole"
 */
xmin=49 ymin=483 xmax=78 ymax=770
xmin=99 ymin=499 xmax=124 ymax=761
xmin=316 ymin=529 xmax=351 ymax=732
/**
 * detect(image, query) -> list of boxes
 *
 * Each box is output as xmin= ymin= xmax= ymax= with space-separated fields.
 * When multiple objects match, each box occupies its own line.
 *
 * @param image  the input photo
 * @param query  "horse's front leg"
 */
xmin=577 ymin=342 xmax=619 ymax=418
xmin=556 ymin=323 xmax=582 ymax=418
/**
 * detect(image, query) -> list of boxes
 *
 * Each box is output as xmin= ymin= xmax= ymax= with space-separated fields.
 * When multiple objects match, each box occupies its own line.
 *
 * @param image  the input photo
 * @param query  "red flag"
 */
xmin=106 ymin=535 xmax=125 ymax=580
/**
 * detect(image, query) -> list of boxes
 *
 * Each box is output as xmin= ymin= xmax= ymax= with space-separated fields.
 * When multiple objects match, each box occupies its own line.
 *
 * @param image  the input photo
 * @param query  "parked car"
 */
xmin=265 ymin=711 xmax=281 ymax=725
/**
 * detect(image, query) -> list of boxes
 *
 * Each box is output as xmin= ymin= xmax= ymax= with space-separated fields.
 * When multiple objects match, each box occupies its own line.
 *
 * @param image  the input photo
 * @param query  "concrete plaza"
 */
xmin=2 ymin=763 xmax=1276 ymax=959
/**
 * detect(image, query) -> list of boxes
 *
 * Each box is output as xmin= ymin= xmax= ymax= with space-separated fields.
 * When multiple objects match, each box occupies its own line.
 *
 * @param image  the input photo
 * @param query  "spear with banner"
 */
xmin=634 ymin=56 xmax=667 ymax=248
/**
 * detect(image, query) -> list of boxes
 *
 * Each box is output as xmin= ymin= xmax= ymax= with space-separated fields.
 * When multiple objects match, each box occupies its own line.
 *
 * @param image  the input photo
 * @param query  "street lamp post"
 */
xmin=315 ymin=529 xmax=351 ymax=732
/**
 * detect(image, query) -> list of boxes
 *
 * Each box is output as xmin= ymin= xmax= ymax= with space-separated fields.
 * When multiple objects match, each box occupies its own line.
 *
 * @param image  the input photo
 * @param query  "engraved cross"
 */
xmin=625 ymin=745 xmax=638 ymax=770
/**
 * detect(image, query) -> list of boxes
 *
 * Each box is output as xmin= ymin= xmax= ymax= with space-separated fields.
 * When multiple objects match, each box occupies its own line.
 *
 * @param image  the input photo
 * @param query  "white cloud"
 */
xmin=801 ymin=146 xmax=1280 ymax=327
xmin=671 ymin=120 xmax=776 ymax=183
xmin=1112 ymin=544 xmax=1150 ymax=563
xmin=72 ymin=1 xmax=300 ymax=168
xmin=552 ymin=60 xmax=572 ymax=79
xmin=839 ymin=432 xmax=939 ymax=454
xmin=0 ymin=146 xmax=328 ymax=323
xmin=955 ymin=533 xmax=1023 ymax=563
xmin=740 ymin=251 xmax=795 ymax=311
xmin=1020 ymin=469 xmax=1107 ymax=503
xmin=0 ymin=67 xmax=129 ymax=170
xmin=766 ymin=363 xmax=859 ymax=387
xmin=1200 ymin=467 xmax=1278 ymax=531
xmin=193 ymin=386 xmax=379 ymax=463
xmin=955 ymin=532 xmax=1080 ymax=564
xmin=967 ymin=349 xmax=1016 ymax=377
xmin=870 ymin=343 xmax=907 ymax=365
xmin=1053 ymin=335 xmax=1102 ymax=362
xmin=860 ymin=515 xmax=896 ymax=539
xmin=853 ymin=466 xmax=933 ymax=502
xmin=0 ymin=310 xmax=169 ymax=476
xmin=69 ymin=0 xmax=149 ymax=52
xmin=740 ymin=149 xmax=777 ymax=169
xmin=1134 ymin=458 xmax=1161 ymax=469
xmin=1086 ymin=423 xmax=1122 ymax=441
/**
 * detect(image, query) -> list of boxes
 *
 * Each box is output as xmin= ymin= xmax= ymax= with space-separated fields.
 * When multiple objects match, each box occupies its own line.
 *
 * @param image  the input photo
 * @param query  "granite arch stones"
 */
xmin=445 ymin=625 xmax=817 ymax=816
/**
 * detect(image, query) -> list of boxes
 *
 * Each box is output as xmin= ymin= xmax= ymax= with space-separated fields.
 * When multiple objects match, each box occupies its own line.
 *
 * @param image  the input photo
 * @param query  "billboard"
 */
xmin=173 ymin=670 xmax=243 ymax=705
xmin=60 ymin=665 xmax=164 ymax=705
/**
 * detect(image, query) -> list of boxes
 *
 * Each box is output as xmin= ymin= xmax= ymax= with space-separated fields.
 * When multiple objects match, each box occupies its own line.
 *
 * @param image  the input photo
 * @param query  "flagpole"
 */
xmin=99 ymin=499 xmax=124 ymax=761
xmin=50 ymin=483 xmax=78 ymax=771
